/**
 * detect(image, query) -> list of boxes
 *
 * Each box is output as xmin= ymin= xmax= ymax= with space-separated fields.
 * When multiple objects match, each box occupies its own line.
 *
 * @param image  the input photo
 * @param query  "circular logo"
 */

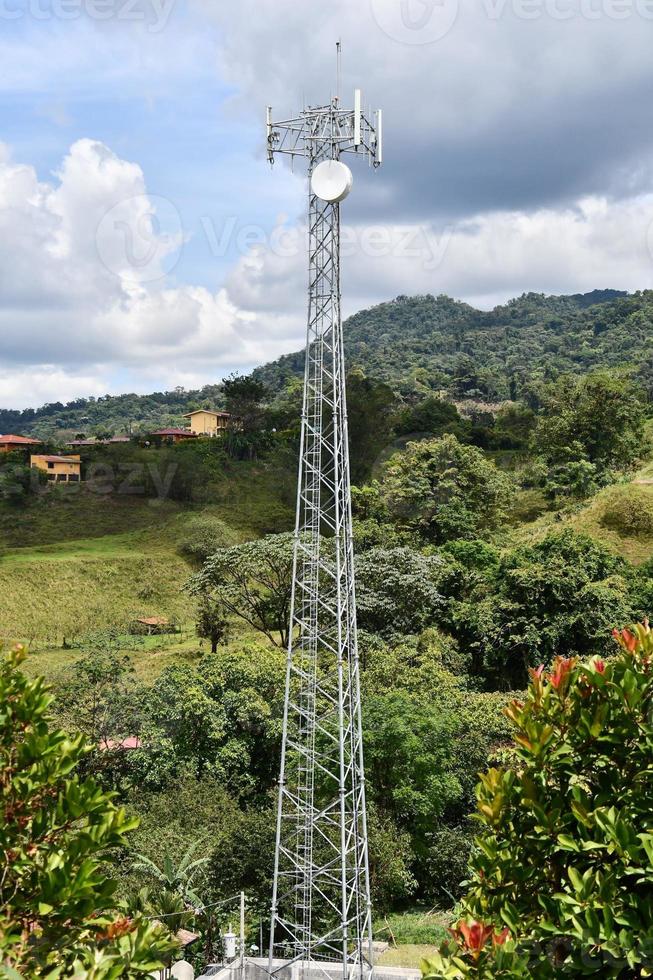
xmin=370 ymin=0 xmax=459 ymax=44
xmin=96 ymin=193 xmax=183 ymax=284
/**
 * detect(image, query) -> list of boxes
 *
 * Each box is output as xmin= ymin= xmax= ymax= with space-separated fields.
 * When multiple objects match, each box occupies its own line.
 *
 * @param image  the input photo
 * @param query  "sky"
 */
xmin=2 ymin=0 xmax=653 ymax=409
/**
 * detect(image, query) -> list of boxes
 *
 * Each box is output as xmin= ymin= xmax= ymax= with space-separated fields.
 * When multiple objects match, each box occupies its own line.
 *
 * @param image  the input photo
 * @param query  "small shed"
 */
xmin=132 ymin=616 xmax=174 ymax=635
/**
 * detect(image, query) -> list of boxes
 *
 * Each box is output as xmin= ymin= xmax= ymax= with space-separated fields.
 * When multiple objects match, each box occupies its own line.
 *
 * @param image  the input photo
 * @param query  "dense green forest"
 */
xmin=254 ymin=288 xmax=649 ymax=401
xmin=3 ymin=288 xmax=653 ymax=975
xmin=3 ymin=288 xmax=653 ymax=441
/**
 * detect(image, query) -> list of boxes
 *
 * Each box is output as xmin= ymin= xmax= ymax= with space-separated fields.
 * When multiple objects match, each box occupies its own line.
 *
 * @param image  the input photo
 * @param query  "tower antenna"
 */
xmin=266 ymin=82 xmax=382 ymax=980
xmin=336 ymin=39 xmax=342 ymax=102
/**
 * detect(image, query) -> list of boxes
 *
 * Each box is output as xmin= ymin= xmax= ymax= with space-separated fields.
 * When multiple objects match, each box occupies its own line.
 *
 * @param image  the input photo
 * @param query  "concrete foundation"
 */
xmin=197 ymin=957 xmax=420 ymax=980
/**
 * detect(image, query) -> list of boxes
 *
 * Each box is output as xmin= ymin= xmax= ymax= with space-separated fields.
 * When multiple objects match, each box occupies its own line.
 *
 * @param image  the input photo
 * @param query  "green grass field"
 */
xmin=0 ymin=489 xmax=182 ymax=549
xmin=0 ymin=503 xmax=210 ymax=650
xmin=0 ymin=456 xmax=295 ymax=653
xmin=21 ymin=634 xmax=207 ymax=686
xmin=373 ymin=910 xmax=450 ymax=969
xmin=0 ymin=548 xmax=195 ymax=646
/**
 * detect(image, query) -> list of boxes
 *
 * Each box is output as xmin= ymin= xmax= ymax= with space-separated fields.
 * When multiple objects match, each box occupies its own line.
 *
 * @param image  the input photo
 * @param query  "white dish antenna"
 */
xmin=311 ymin=160 xmax=353 ymax=203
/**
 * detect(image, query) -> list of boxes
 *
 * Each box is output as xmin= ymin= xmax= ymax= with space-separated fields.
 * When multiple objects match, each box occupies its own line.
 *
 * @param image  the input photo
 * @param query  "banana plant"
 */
xmin=132 ymin=838 xmax=210 ymax=907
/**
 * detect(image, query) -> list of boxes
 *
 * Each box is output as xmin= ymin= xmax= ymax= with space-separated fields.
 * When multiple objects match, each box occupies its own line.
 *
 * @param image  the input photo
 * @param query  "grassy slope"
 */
xmin=0 ymin=459 xmax=294 ymax=653
xmin=0 ymin=548 xmax=194 ymax=640
xmin=23 ymin=636 xmax=204 ymax=688
xmin=0 ymin=490 xmax=181 ymax=548
xmin=508 ymin=476 xmax=653 ymax=565
xmin=507 ymin=419 xmax=653 ymax=563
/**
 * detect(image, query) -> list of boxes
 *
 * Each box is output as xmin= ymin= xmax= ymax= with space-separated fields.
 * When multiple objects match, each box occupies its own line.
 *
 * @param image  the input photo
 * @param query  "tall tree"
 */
xmin=345 ymin=370 xmax=397 ymax=484
xmin=188 ymin=534 xmax=295 ymax=647
xmin=196 ymin=596 xmax=229 ymax=653
xmin=222 ymin=373 xmax=269 ymax=433
xmin=532 ymin=369 xmax=646 ymax=471
xmin=381 ymin=434 xmax=514 ymax=544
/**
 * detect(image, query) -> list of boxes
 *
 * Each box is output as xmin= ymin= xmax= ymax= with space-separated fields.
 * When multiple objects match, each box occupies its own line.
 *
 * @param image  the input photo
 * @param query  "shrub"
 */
xmin=177 ymin=514 xmax=237 ymax=565
xmin=600 ymin=485 xmax=653 ymax=537
xmin=422 ymin=621 xmax=653 ymax=977
xmin=0 ymin=644 xmax=176 ymax=976
xmin=414 ymin=826 xmax=474 ymax=903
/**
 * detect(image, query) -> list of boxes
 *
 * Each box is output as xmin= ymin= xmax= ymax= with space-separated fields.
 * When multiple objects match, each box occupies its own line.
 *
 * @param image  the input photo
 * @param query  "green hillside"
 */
xmin=255 ymin=289 xmax=650 ymax=400
xmin=0 ymin=456 xmax=294 ymax=654
xmin=4 ymin=288 xmax=653 ymax=440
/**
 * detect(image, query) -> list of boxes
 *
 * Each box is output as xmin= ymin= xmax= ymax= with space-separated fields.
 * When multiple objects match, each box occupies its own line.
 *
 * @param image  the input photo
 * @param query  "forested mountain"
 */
xmin=4 ymin=287 xmax=652 ymax=439
xmin=255 ymin=288 xmax=651 ymax=401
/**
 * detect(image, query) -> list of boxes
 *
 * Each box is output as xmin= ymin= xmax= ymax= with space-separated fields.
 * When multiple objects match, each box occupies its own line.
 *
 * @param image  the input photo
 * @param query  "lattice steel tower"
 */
xmin=266 ymin=73 xmax=383 ymax=980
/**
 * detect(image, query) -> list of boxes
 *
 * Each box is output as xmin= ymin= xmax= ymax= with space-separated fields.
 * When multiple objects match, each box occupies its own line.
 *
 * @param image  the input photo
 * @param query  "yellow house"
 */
xmin=31 ymin=454 xmax=82 ymax=484
xmin=183 ymin=409 xmax=231 ymax=437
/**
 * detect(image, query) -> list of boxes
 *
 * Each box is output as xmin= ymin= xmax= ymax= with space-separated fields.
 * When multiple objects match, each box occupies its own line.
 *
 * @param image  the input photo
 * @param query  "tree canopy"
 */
xmin=381 ymin=434 xmax=515 ymax=544
xmin=188 ymin=533 xmax=295 ymax=647
xmin=532 ymin=370 xmax=646 ymax=474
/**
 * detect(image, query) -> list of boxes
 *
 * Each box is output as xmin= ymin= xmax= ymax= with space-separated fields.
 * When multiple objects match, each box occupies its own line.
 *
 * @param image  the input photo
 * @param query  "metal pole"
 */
xmin=240 ymin=891 xmax=245 ymax=978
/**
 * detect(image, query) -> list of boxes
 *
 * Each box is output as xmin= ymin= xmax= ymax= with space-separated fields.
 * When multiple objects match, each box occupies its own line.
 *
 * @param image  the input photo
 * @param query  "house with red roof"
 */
xmin=150 ymin=428 xmax=198 ymax=444
xmin=0 ymin=434 xmax=42 ymax=453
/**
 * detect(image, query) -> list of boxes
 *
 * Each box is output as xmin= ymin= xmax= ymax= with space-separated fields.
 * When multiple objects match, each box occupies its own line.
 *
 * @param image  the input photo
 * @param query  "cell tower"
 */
xmin=266 ymin=62 xmax=383 ymax=980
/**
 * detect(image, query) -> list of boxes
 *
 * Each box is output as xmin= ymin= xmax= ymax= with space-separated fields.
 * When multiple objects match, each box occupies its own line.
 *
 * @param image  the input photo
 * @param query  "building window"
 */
xmin=69 ymin=474 xmax=80 ymax=482
xmin=56 ymin=474 xmax=66 ymax=482
xmin=47 ymin=461 xmax=54 ymax=469
xmin=47 ymin=474 xmax=56 ymax=481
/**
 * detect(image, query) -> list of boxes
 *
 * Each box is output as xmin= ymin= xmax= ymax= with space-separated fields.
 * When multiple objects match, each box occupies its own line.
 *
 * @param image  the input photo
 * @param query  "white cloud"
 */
xmin=2 ymin=127 xmax=653 ymax=410
xmin=226 ymin=194 xmax=653 ymax=316
xmin=0 ymin=138 xmax=304 ymax=408
xmin=0 ymin=366 xmax=109 ymax=410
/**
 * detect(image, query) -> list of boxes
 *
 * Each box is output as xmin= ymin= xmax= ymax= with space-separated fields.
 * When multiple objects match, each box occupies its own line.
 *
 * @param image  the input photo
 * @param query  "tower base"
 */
xmin=196 ymin=957 xmax=420 ymax=980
